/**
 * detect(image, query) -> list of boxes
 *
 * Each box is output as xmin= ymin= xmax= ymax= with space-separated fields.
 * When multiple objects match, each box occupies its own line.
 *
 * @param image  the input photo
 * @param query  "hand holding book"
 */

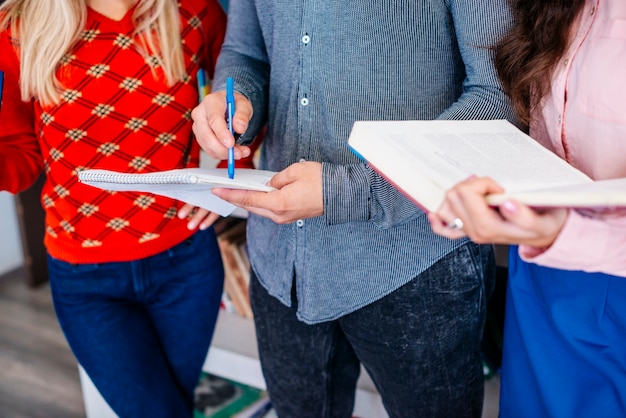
xmin=347 ymin=119 xmax=626 ymax=247
xmin=427 ymin=175 xmax=571 ymax=247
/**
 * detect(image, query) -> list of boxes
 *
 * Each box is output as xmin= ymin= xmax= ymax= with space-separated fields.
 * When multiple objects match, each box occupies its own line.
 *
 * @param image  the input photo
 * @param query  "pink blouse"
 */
xmin=520 ymin=0 xmax=626 ymax=277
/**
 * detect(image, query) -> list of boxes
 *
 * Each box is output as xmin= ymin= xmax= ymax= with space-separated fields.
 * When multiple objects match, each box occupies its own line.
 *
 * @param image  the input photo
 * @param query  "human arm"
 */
xmin=0 ymin=30 xmax=43 ymax=194
xmin=317 ymin=0 xmax=520 ymax=227
xmin=437 ymin=0 xmax=517 ymax=123
xmin=194 ymin=0 xmax=269 ymax=153
xmin=518 ymin=211 xmax=626 ymax=278
xmin=212 ymin=157 xmax=426 ymax=226
xmin=198 ymin=0 xmax=520 ymax=227
xmin=321 ymin=0 xmax=520 ymax=227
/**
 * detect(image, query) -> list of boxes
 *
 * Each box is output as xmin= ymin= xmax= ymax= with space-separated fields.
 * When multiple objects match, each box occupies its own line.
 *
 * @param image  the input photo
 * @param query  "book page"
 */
xmin=376 ymin=120 xmax=591 ymax=191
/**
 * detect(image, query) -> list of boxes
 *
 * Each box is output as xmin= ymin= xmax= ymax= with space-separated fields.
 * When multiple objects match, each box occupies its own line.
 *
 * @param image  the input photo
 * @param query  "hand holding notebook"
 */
xmin=78 ymin=167 xmax=276 ymax=216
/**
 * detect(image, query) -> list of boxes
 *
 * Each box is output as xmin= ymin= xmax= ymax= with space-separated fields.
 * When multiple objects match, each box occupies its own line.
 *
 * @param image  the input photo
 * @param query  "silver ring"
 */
xmin=447 ymin=218 xmax=464 ymax=230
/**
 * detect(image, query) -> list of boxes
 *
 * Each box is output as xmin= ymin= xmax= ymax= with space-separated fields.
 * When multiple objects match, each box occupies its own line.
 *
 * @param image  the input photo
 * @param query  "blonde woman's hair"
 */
xmin=0 ymin=0 xmax=185 ymax=106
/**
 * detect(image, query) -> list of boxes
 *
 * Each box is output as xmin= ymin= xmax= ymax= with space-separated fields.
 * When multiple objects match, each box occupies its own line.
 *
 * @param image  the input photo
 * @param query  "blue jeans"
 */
xmin=251 ymin=242 xmax=494 ymax=418
xmin=48 ymin=228 xmax=224 ymax=418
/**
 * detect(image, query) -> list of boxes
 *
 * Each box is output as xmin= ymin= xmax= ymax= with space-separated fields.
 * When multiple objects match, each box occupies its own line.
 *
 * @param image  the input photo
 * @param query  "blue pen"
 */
xmin=226 ymin=77 xmax=235 ymax=179
xmin=197 ymin=68 xmax=209 ymax=101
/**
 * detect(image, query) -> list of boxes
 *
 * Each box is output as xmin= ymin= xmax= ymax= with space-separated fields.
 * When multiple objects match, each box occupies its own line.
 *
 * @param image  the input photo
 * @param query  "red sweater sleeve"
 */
xmin=0 ymin=29 xmax=43 ymax=194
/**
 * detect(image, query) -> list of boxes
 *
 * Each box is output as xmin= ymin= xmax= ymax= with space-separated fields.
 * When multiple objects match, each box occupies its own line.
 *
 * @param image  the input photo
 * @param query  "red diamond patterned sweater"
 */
xmin=0 ymin=0 xmax=226 ymax=263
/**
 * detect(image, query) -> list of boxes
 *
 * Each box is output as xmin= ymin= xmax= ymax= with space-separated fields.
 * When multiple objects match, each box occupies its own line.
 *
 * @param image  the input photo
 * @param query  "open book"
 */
xmin=347 ymin=119 xmax=626 ymax=213
xmin=78 ymin=167 xmax=276 ymax=216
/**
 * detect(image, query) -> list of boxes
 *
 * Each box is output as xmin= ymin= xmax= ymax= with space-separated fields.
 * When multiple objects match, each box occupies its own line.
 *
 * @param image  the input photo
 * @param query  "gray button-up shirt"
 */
xmin=213 ymin=0 xmax=516 ymax=324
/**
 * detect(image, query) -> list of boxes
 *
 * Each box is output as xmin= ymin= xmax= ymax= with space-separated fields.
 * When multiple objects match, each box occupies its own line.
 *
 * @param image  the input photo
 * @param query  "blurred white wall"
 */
xmin=0 ymin=192 xmax=24 ymax=275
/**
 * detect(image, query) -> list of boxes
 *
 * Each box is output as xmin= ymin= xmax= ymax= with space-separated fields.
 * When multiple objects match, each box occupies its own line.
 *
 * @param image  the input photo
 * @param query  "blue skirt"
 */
xmin=499 ymin=246 xmax=626 ymax=418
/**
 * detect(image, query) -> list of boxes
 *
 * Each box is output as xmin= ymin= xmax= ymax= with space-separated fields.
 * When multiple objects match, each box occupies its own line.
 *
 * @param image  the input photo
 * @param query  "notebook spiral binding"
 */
xmin=78 ymin=170 xmax=199 ymax=184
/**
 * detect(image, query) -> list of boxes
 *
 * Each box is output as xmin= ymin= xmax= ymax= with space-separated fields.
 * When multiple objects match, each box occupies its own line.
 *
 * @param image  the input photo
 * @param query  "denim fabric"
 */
xmin=47 ymin=228 xmax=224 ymax=418
xmin=250 ymin=242 xmax=495 ymax=418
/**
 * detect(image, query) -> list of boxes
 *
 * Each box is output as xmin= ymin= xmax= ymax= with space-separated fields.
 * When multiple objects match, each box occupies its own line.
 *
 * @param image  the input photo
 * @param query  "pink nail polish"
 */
xmin=503 ymin=201 xmax=517 ymax=213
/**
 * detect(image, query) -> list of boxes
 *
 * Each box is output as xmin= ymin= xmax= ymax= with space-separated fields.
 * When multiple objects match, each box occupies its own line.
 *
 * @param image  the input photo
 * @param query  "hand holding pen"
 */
xmin=190 ymin=77 xmax=253 ymax=166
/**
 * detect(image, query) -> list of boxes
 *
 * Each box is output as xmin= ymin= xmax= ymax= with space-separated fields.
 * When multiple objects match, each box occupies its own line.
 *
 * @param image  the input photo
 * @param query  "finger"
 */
xmin=267 ymin=162 xmax=312 ymax=189
xmin=199 ymin=211 xmax=221 ymax=230
xmin=427 ymin=212 xmax=467 ymax=240
xmin=212 ymin=188 xmax=277 ymax=211
xmin=206 ymin=93 xmax=253 ymax=154
xmin=242 ymin=205 xmax=287 ymax=224
xmin=233 ymin=93 xmax=253 ymax=135
xmin=497 ymin=200 xmax=558 ymax=236
xmin=208 ymin=108 xmax=237 ymax=150
xmin=233 ymin=144 xmax=252 ymax=159
xmin=498 ymin=200 xmax=546 ymax=228
xmin=267 ymin=167 xmax=295 ymax=189
xmin=186 ymin=208 xmax=210 ymax=230
xmin=451 ymin=197 xmax=544 ymax=245
xmin=435 ymin=192 xmax=468 ymax=230
xmin=445 ymin=176 xmax=505 ymax=220
xmin=444 ymin=178 xmax=506 ymax=239
xmin=215 ymin=92 xmax=252 ymax=147
xmin=177 ymin=203 xmax=196 ymax=220
xmin=212 ymin=187 xmax=286 ymax=223
xmin=191 ymin=116 xmax=222 ymax=159
xmin=498 ymin=201 xmax=568 ymax=246
xmin=191 ymin=95 xmax=231 ymax=159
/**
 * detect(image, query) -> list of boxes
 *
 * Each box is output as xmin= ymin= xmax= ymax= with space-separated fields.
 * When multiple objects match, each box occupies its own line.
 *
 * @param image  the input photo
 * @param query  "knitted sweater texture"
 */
xmin=0 ymin=0 xmax=226 ymax=263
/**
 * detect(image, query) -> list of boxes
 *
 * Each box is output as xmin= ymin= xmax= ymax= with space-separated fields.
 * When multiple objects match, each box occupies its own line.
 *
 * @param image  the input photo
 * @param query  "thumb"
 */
xmin=267 ymin=165 xmax=300 ymax=189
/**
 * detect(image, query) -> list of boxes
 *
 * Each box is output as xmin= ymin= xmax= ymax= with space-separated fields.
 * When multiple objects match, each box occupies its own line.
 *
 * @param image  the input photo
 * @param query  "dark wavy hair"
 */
xmin=494 ymin=0 xmax=586 ymax=125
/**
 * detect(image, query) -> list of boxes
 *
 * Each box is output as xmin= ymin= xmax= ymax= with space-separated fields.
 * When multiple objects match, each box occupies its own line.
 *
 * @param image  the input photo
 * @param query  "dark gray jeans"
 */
xmin=250 ymin=242 xmax=495 ymax=418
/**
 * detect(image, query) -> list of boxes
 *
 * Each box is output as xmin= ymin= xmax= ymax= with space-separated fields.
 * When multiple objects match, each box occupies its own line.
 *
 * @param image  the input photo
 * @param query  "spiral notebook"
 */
xmin=78 ymin=167 xmax=276 ymax=216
